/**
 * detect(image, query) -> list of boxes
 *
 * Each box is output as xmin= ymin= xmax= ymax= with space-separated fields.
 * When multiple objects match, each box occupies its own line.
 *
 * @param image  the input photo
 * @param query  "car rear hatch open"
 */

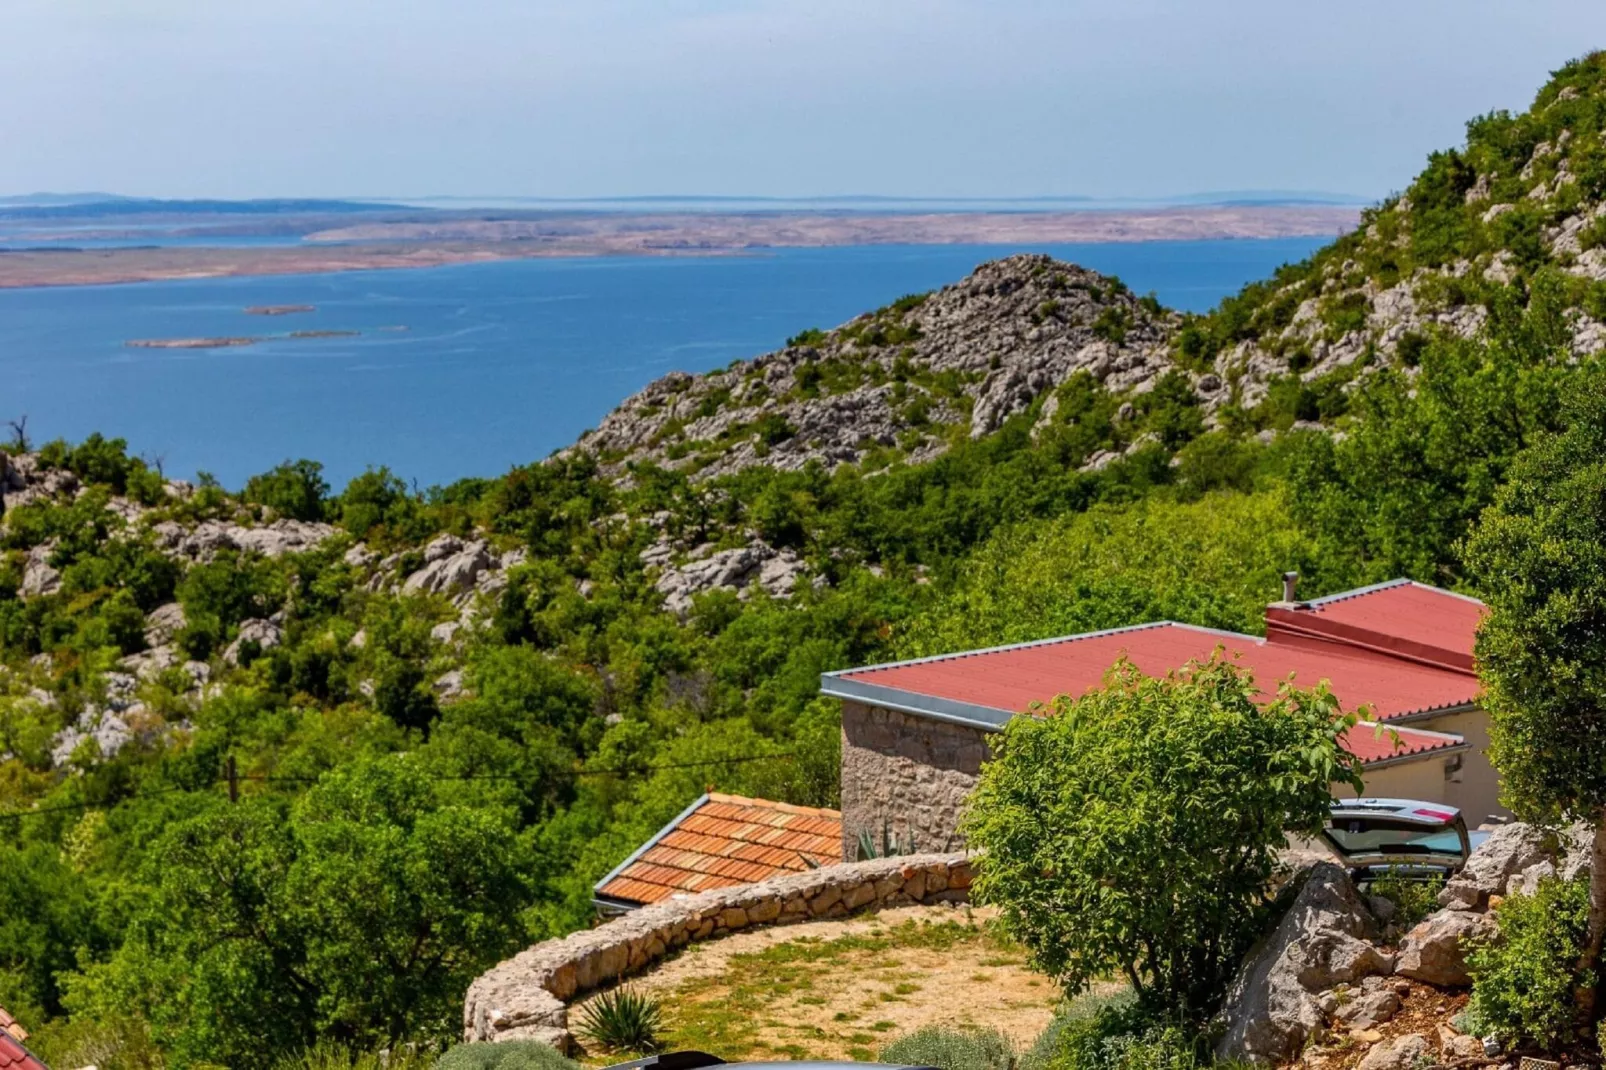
xmin=1321 ymin=798 xmax=1474 ymax=879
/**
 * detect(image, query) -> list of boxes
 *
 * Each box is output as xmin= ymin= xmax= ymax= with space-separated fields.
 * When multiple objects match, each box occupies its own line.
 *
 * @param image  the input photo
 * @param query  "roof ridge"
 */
xmin=1303 ymin=578 xmax=1413 ymax=607
xmin=829 ymin=620 xmax=1255 ymax=680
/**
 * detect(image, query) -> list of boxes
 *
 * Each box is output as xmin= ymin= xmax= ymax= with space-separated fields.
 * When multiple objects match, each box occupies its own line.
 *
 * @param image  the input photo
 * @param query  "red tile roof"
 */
xmin=1266 ymin=580 xmax=1486 ymax=674
xmin=823 ymin=580 xmax=1485 ymax=768
xmin=595 ymin=793 xmax=843 ymax=908
xmin=0 ymin=1008 xmax=46 ymax=1070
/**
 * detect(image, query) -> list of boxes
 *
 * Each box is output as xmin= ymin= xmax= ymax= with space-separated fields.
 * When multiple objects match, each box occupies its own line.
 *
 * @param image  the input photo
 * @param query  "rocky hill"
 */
xmin=569 ymin=255 xmax=1182 ymax=480
xmin=569 ymin=57 xmax=1606 ymax=478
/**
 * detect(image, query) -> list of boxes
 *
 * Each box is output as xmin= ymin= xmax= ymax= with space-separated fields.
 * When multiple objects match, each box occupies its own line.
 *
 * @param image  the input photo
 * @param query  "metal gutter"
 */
xmin=590 ymin=792 xmax=711 ymax=911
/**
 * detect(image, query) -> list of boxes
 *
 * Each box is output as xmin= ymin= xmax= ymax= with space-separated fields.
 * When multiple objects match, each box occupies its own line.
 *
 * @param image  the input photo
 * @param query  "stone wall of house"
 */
xmin=839 ymin=700 xmax=992 ymax=857
xmin=463 ymin=852 xmax=973 ymax=1052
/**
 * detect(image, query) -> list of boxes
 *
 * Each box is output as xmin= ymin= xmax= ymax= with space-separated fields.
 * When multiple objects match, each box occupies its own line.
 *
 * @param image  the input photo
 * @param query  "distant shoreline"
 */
xmin=0 ymin=206 xmax=1357 ymax=289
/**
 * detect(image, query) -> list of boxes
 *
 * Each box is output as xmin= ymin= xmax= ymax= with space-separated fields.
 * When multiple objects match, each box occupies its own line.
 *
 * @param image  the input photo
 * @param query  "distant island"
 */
xmin=126 ymin=329 xmax=359 ymax=349
xmin=0 ymin=203 xmax=1360 ymax=289
xmin=245 ymin=304 xmax=316 ymax=315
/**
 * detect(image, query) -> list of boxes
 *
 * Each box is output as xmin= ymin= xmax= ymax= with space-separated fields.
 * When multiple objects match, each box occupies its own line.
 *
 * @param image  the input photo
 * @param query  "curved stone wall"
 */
xmin=463 ymin=852 xmax=974 ymax=1050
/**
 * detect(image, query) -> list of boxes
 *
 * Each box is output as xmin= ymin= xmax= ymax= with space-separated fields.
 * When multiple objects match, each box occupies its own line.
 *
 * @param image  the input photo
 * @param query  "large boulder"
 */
xmin=1216 ymin=863 xmax=1392 ymax=1064
xmin=402 ymin=537 xmax=492 ymax=599
xmin=1439 ymin=823 xmax=1550 ymax=910
xmin=1395 ymin=908 xmax=1494 ymax=986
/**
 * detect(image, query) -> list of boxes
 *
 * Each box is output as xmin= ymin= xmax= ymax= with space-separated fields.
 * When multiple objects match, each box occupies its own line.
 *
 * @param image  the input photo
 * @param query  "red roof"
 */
xmin=824 ymin=579 xmax=1485 ymax=768
xmin=595 ymin=793 xmax=842 ymax=908
xmin=0 ymin=1007 xmax=46 ymax=1070
xmin=1266 ymin=580 xmax=1485 ymax=674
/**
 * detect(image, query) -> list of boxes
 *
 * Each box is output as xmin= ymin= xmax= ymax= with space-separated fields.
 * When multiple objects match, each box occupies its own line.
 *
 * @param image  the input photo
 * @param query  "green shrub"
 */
xmin=436 ymin=1040 xmax=580 ymax=1070
xmin=1038 ymin=1007 xmax=1217 ymax=1070
xmin=1466 ymin=874 xmax=1592 ymax=1050
xmin=574 ymin=987 xmax=663 ymax=1054
xmin=1369 ymin=869 xmax=1444 ymax=928
xmin=1022 ymin=990 xmax=1137 ymax=1070
xmin=273 ymin=1041 xmax=437 ymax=1070
xmin=880 ymin=1025 xmax=1016 ymax=1070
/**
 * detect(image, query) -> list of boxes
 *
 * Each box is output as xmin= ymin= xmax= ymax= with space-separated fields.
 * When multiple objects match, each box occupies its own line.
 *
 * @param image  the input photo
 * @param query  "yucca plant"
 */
xmin=575 ymin=987 xmax=664 ymax=1054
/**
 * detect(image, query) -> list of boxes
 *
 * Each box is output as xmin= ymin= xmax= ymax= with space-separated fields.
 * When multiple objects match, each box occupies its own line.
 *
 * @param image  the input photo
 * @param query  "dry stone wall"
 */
xmin=839 ymin=701 xmax=991 ymax=856
xmin=462 ymin=852 xmax=973 ymax=1051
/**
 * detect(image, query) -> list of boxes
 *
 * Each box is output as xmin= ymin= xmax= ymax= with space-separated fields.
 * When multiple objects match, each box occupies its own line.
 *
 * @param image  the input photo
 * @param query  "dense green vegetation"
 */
xmin=5 ymin=51 xmax=1606 ymax=1070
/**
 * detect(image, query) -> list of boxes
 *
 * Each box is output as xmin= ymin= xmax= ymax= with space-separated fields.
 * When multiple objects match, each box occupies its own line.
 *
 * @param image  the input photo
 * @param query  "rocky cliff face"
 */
xmin=569 ymin=255 xmax=1183 ymax=481
xmin=1215 ymin=63 xmax=1606 ymax=409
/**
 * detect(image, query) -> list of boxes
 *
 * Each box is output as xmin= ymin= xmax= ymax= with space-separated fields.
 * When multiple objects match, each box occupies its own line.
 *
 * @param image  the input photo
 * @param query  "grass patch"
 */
xmin=655 ymin=917 xmax=1019 ymax=1061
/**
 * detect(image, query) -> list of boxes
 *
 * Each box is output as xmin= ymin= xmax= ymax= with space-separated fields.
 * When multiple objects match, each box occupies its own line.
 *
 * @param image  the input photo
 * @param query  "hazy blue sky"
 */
xmin=7 ymin=0 xmax=1606 ymax=201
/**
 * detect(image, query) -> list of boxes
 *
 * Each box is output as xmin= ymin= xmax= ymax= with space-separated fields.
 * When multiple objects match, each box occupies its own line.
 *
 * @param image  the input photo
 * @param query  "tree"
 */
xmin=961 ymin=655 xmax=1361 ymax=1021
xmin=243 ymin=459 xmax=331 ymax=522
xmin=71 ymin=756 xmax=532 ymax=1067
xmin=1463 ymin=366 xmax=1606 ymax=1024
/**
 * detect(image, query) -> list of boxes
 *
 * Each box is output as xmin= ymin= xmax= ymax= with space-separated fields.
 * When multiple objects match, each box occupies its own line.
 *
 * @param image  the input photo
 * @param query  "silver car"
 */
xmin=1321 ymin=798 xmax=1490 ymax=884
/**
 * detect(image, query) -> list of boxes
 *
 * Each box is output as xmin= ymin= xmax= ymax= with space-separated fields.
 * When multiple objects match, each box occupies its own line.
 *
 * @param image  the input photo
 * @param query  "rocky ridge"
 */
xmin=568 ymin=255 xmax=1184 ymax=482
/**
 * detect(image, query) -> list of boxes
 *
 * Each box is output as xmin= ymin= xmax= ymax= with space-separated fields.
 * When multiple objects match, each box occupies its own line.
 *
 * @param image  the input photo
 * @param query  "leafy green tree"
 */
xmin=72 ymin=756 xmax=531 ymax=1067
xmin=1463 ymin=367 xmax=1606 ymax=1022
xmin=244 ymin=460 xmax=331 ymax=522
xmin=962 ymin=656 xmax=1361 ymax=1020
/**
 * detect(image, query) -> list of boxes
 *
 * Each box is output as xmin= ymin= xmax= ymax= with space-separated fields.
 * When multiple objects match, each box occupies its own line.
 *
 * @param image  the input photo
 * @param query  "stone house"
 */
xmin=821 ymin=579 xmax=1499 ymax=857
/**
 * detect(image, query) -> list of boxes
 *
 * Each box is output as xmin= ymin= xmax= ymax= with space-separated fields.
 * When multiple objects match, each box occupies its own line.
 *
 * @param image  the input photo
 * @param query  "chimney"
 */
xmin=1281 ymin=571 xmax=1300 ymax=605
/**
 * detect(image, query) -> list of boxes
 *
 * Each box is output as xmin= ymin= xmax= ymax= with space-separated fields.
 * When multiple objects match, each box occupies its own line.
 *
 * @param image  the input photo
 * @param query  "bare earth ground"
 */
xmin=571 ymin=904 xmax=1080 ymax=1065
xmin=0 ymin=206 xmax=1359 ymax=289
xmin=1295 ymin=984 xmax=1471 ymax=1070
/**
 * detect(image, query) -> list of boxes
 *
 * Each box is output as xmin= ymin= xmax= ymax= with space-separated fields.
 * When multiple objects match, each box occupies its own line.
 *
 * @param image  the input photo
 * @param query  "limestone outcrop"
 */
xmin=1215 ymin=863 xmax=1390 ymax=1064
xmin=566 ymin=256 xmax=1179 ymax=483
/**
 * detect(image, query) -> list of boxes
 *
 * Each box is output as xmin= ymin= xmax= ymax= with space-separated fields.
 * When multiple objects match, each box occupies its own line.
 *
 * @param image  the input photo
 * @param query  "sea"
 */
xmin=0 ymin=239 xmax=1324 ymax=489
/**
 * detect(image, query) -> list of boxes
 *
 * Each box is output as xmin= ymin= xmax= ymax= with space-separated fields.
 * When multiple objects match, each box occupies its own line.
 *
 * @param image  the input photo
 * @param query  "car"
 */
xmin=1320 ymin=798 xmax=1491 ymax=885
xmin=602 ymin=1053 xmax=936 ymax=1070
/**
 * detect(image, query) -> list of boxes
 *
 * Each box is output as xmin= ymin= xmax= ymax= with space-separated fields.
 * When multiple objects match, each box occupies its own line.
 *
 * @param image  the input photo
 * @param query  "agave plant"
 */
xmin=575 ymin=987 xmax=664 ymax=1054
xmin=856 ymin=818 xmax=918 ymax=861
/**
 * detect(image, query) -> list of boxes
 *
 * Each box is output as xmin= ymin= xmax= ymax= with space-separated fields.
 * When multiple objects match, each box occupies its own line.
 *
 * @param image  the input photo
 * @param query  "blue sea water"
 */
xmin=0 ymin=239 xmax=1324 ymax=489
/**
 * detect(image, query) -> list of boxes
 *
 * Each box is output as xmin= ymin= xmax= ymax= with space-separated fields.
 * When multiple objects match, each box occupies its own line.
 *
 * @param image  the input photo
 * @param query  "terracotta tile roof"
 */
xmin=822 ymin=580 xmax=1483 ymax=768
xmin=1265 ymin=580 xmax=1486 ymax=674
xmin=594 ymin=793 xmax=843 ymax=909
xmin=0 ymin=1007 xmax=47 ymax=1070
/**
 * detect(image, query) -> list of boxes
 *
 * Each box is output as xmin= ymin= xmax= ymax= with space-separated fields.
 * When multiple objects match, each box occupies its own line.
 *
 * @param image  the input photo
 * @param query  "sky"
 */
xmin=6 ymin=0 xmax=1606 ymax=202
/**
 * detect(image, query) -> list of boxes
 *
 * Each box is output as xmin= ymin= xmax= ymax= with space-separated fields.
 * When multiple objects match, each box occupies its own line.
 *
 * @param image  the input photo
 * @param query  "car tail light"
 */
xmin=1412 ymin=808 xmax=1453 ymax=822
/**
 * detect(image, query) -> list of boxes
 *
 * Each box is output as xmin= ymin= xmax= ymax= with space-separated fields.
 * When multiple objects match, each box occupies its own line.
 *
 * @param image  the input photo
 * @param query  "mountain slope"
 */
xmin=5 ymin=52 xmax=1606 ymax=1070
xmin=571 ymin=255 xmax=1180 ymax=481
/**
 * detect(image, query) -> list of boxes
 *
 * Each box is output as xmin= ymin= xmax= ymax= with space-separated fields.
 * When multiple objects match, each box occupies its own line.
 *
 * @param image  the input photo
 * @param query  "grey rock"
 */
xmin=223 ymin=618 xmax=284 ymax=666
xmin=1395 ymin=908 xmax=1495 ymax=987
xmin=1356 ymin=1033 xmax=1430 ymax=1070
xmin=1332 ymin=988 xmax=1401 ymax=1030
xmin=19 ymin=544 xmax=61 ymax=598
xmin=434 ymin=669 xmax=466 ymax=702
xmin=431 ymin=621 xmax=462 ymax=645
xmin=1216 ymin=863 xmax=1391 ymax=1064
xmin=144 ymin=602 xmax=187 ymax=647
xmin=651 ymin=539 xmax=812 ymax=615
xmin=1439 ymin=823 xmax=1551 ymax=909
xmin=152 ymin=518 xmax=336 ymax=562
xmin=402 ymin=539 xmax=491 ymax=598
xmin=120 ymin=644 xmax=180 ymax=681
